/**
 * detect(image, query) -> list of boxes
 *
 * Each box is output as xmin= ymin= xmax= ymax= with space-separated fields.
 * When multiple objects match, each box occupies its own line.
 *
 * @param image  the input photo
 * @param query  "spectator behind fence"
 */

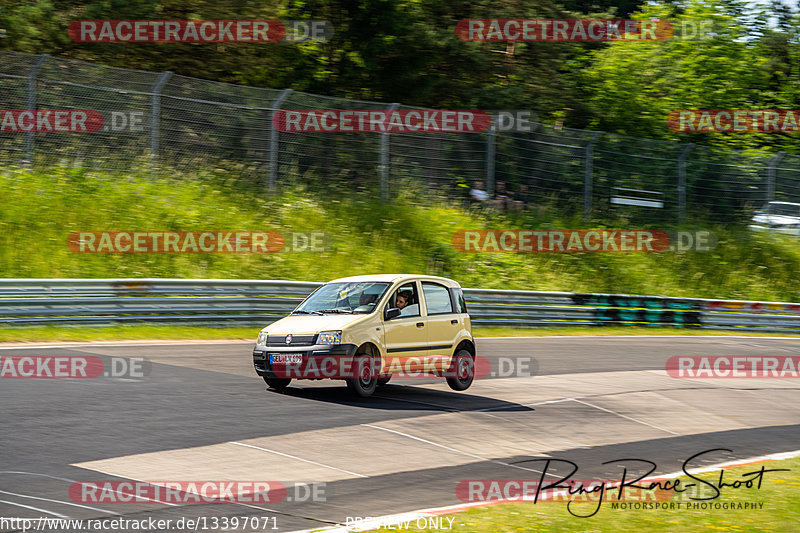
xmin=470 ymin=181 xmax=489 ymax=204
xmin=512 ymin=184 xmax=530 ymax=210
xmin=494 ymin=181 xmax=511 ymax=210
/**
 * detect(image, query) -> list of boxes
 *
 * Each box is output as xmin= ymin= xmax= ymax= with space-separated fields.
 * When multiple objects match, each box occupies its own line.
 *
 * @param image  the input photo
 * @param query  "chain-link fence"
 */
xmin=2 ymin=50 xmax=800 ymax=224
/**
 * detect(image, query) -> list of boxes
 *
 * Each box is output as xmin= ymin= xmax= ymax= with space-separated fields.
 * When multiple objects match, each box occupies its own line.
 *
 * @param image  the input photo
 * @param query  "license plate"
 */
xmin=269 ymin=353 xmax=302 ymax=365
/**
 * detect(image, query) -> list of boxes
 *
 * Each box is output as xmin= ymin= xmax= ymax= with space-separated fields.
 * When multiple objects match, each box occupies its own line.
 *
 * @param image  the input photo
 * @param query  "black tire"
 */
xmin=263 ymin=376 xmax=291 ymax=391
xmin=346 ymin=353 xmax=378 ymax=398
xmin=377 ymin=375 xmax=392 ymax=387
xmin=446 ymin=349 xmax=474 ymax=391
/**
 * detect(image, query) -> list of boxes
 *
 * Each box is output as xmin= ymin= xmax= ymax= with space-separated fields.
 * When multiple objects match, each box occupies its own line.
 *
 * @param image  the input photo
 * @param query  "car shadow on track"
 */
xmin=266 ymin=382 xmax=534 ymax=412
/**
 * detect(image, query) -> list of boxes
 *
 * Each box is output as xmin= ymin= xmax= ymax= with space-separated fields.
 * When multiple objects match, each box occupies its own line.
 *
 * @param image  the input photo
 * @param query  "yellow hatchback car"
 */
xmin=252 ymin=274 xmax=475 ymax=397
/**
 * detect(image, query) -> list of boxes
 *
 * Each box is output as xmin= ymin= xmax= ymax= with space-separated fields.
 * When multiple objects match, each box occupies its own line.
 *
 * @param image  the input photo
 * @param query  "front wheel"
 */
xmin=446 ymin=349 xmax=474 ymax=391
xmin=263 ymin=376 xmax=291 ymax=391
xmin=377 ymin=375 xmax=392 ymax=387
xmin=346 ymin=353 xmax=378 ymax=398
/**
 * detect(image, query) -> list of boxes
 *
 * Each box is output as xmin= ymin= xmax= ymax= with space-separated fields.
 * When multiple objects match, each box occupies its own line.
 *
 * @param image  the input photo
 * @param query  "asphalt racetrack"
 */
xmin=2 ymin=336 xmax=799 ymax=531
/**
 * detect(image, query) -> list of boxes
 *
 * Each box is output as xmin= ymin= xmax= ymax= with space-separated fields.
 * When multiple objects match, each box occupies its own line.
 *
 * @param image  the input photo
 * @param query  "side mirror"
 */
xmin=384 ymin=307 xmax=401 ymax=320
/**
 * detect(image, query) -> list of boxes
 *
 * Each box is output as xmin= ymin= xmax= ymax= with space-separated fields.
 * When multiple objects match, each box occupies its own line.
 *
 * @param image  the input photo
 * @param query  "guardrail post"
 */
xmin=583 ymin=132 xmax=603 ymax=221
xmin=150 ymin=71 xmax=173 ymax=164
xmin=268 ymin=89 xmax=292 ymax=192
xmin=380 ymin=103 xmax=400 ymax=201
xmin=766 ymin=151 xmax=785 ymax=203
xmin=486 ymin=122 xmax=496 ymax=196
xmin=24 ymin=54 xmax=48 ymax=166
xmin=678 ymin=143 xmax=694 ymax=225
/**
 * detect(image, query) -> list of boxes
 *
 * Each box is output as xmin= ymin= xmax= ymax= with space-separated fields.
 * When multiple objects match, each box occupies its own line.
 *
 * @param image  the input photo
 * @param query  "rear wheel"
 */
xmin=446 ymin=349 xmax=474 ymax=391
xmin=346 ymin=352 xmax=378 ymax=398
xmin=263 ymin=376 xmax=291 ymax=391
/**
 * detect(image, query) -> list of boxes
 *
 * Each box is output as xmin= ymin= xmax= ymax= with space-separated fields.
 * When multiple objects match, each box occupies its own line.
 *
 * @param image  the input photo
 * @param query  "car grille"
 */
xmin=265 ymin=334 xmax=316 ymax=346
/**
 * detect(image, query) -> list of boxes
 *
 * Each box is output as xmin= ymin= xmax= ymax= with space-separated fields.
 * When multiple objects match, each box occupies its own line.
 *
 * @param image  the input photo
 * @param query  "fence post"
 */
xmin=486 ymin=122 xmax=496 ymax=196
xmin=24 ymin=54 xmax=48 ymax=166
xmin=678 ymin=142 xmax=694 ymax=225
xmin=150 ymin=71 xmax=173 ymax=163
xmin=583 ymin=132 xmax=603 ymax=221
xmin=380 ymin=103 xmax=400 ymax=201
xmin=766 ymin=151 xmax=785 ymax=203
xmin=268 ymin=89 xmax=292 ymax=192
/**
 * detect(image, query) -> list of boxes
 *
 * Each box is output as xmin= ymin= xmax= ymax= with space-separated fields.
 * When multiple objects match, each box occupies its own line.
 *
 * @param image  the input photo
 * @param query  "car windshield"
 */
xmin=294 ymin=282 xmax=390 ymax=314
xmin=762 ymin=203 xmax=800 ymax=216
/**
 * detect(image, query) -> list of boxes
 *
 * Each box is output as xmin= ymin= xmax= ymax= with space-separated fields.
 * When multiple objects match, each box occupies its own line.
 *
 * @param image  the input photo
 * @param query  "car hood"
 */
xmin=751 ymin=214 xmax=800 ymax=226
xmin=263 ymin=314 xmax=370 ymax=335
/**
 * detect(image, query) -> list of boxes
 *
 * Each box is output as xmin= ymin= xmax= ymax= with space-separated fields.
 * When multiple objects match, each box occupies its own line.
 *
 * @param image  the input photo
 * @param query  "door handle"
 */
xmin=416 ymin=322 xmax=424 ymax=328
xmin=451 ymin=319 xmax=458 ymax=324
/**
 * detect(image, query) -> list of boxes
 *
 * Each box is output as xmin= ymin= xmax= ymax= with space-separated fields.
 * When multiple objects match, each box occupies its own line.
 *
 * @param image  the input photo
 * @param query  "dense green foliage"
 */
xmin=2 ymin=165 xmax=799 ymax=301
xmin=3 ymin=0 xmax=800 ymax=152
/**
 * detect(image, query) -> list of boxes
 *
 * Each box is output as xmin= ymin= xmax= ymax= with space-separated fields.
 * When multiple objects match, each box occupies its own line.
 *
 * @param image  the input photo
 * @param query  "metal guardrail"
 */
xmin=0 ymin=279 xmax=799 ymax=333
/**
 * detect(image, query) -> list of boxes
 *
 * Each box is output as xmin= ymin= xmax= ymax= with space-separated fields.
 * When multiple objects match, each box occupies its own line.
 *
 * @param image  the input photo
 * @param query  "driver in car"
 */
xmin=395 ymin=290 xmax=419 ymax=316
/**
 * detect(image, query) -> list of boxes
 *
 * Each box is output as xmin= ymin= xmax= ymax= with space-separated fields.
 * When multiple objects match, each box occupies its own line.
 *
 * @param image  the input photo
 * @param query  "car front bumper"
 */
xmin=252 ymin=343 xmax=360 ymax=379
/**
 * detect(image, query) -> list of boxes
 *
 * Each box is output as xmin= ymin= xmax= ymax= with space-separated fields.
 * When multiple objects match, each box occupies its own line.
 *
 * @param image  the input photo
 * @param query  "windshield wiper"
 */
xmin=315 ymin=309 xmax=353 ymax=314
xmin=291 ymin=310 xmax=311 ymax=314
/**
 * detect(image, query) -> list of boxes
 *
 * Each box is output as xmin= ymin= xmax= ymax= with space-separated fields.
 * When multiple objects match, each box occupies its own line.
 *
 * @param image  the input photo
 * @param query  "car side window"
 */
xmin=422 ymin=282 xmax=454 ymax=315
xmin=390 ymin=282 xmax=421 ymax=317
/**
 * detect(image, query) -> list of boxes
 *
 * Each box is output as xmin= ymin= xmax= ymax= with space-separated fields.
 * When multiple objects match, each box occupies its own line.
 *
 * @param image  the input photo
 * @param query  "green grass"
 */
xmin=2 ymin=165 xmax=800 ymax=301
xmin=0 ymin=324 xmax=798 ymax=344
xmin=0 ymin=325 xmax=258 ymax=343
xmin=361 ymin=456 xmax=800 ymax=532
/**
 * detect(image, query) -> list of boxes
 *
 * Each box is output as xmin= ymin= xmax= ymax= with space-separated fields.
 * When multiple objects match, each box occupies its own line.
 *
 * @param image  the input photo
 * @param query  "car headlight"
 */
xmin=257 ymin=331 xmax=268 ymax=345
xmin=317 ymin=330 xmax=342 ymax=345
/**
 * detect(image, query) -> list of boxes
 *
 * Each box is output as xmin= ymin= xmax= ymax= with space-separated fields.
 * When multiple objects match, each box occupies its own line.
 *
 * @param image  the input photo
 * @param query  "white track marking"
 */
xmin=476 ymin=397 xmax=577 ymax=411
xmin=472 ymin=409 xmax=590 ymax=448
xmin=231 ymin=442 xmax=367 ymax=478
xmin=0 ymin=499 xmax=69 ymax=517
xmin=228 ymin=502 xmax=282 ymax=513
xmin=372 ymin=394 xmax=458 ymax=411
xmin=0 ymin=471 xmax=74 ymax=483
xmin=571 ymin=398 xmax=680 ymax=435
xmin=0 ymin=489 xmax=119 ymax=515
xmin=362 ymin=424 xmax=561 ymax=478
xmin=64 ymin=473 xmax=180 ymax=507
xmin=0 ymin=471 xmax=166 ymax=509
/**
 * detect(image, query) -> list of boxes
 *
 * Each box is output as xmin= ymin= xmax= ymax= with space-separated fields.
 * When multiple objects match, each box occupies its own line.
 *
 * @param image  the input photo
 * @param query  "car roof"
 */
xmin=328 ymin=274 xmax=461 ymax=288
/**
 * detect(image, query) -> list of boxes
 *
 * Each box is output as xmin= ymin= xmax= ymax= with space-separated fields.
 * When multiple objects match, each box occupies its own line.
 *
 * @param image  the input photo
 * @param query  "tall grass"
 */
xmin=1 ymin=165 xmax=799 ymax=301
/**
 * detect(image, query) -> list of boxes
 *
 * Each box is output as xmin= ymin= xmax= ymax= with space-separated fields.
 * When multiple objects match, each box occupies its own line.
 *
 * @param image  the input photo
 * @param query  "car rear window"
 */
xmin=450 ymin=288 xmax=467 ymax=313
